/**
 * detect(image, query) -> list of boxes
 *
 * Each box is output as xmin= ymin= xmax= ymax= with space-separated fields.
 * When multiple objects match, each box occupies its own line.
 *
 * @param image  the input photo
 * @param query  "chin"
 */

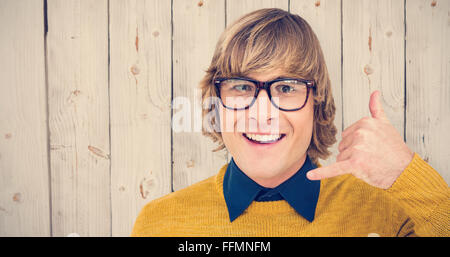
xmin=246 ymin=162 xmax=284 ymax=180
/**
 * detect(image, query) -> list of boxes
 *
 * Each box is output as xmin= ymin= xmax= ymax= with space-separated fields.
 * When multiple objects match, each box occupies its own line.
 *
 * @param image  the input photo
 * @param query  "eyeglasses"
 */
xmin=213 ymin=77 xmax=315 ymax=111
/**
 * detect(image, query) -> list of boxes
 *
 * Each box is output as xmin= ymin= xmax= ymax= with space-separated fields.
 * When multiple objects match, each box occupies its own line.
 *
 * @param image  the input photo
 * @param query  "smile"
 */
xmin=243 ymin=133 xmax=286 ymax=144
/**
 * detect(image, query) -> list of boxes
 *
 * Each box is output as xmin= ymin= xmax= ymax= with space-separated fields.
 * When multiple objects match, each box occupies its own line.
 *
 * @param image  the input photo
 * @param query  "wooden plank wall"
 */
xmin=0 ymin=0 xmax=448 ymax=236
xmin=109 ymin=0 xmax=172 ymax=238
xmin=172 ymin=0 xmax=227 ymax=193
xmin=0 ymin=0 xmax=50 ymax=236
xmin=406 ymin=0 xmax=450 ymax=182
xmin=47 ymin=0 xmax=110 ymax=237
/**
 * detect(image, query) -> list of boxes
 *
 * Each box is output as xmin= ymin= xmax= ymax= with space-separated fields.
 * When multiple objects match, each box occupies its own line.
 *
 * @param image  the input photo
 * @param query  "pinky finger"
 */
xmin=336 ymin=147 xmax=353 ymax=162
xmin=306 ymin=160 xmax=352 ymax=181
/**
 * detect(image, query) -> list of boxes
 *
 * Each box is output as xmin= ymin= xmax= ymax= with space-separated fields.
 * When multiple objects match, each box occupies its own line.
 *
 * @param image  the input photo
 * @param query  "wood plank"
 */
xmin=405 ymin=0 xmax=450 ymax=183
xmin=172 ymin=0 xmax=228 ymax=191
xmin=0 ymin=0 xmax=50 ymax=236
xmin=226 ymin=0 xmax=288 ymax=27
xmin=342 ymin=0 xmax=405 ymax=135
xmin=47 ymin=0 xmax=110 ymax=236
xmin=110 ymin=0 xmax=172 ymax=236
xmin=290 ymin=0 xmax=342 ymax=167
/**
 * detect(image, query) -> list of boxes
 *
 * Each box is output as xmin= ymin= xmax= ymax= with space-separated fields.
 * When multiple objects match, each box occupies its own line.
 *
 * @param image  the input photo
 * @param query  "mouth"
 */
xmin=242 ymin=133 xmax=286 ymax=144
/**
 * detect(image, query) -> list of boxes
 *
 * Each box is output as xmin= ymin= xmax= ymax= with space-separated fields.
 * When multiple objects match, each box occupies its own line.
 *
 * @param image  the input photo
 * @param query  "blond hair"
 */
xmin=199 ymin=8 xmax=337 ymax=163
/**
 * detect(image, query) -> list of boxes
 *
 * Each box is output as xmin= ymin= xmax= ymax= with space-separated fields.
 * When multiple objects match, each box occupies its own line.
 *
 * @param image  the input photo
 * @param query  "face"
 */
xmin=219 ymin=70 xmax=315 ymax=188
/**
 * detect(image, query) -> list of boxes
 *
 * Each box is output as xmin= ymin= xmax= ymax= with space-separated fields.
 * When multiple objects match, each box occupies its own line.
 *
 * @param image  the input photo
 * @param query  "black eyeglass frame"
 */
xmin=213 ymin=77 xmax=316 ymax=111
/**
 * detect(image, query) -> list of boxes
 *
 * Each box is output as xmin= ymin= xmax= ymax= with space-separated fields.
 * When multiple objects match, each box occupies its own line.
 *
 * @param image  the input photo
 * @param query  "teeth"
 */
xmin=245 ymin=133 xmax=282 ymax=143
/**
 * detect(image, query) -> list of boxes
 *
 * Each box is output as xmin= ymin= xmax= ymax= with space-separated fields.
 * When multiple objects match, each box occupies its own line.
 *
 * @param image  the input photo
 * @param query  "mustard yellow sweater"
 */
xmin=131 ymin=154 xmax=449 ymax=236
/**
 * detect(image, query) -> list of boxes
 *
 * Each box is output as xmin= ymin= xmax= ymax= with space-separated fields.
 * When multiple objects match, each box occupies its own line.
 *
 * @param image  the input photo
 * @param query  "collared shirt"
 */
xmin=223 ymin=156 xmax=320 ymax=222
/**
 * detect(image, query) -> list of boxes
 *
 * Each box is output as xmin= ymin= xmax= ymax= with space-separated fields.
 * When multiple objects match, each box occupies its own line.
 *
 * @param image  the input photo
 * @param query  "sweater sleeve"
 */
xmin=386 ymin=153 xmax=450 ymax=236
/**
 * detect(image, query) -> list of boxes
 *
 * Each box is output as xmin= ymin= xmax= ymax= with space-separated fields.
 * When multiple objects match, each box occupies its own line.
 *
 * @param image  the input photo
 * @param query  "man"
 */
xmin=132 ymin=8 xmax=449 ymax=236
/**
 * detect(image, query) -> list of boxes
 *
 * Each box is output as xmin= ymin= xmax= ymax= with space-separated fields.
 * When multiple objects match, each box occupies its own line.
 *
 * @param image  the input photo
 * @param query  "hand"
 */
xmin=306 ymin=91 xmax=414 ymax=189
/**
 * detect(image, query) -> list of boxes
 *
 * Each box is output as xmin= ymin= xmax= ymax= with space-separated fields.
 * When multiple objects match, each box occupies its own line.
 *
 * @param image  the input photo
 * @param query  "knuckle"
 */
xmin=352 ymin=144 xmax=366 ymax=154
xmin=338 ymin=141 xmax=346 ymax=151
xmin=360 ymin=116 xmax=371 ymax=123
xmin=341 ymin=129 xmax=348 ymax=137
xmin=349 ymin=154 xmax=363 ymax=167
xmin=349 ymin=157 xmax=358 ymax=166
xmin=336 ymin=152 xmax=347 ymax=162
xmin=360 ymin=116 xmax=374 ymax=127
xmin=354 ymin=128 xmax=374 ymax=141
xmin=354 ymin=129 xmax=366 ymax=139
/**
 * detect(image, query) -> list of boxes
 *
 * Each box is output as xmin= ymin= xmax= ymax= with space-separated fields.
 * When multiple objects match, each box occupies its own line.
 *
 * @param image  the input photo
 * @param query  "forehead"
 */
xmin=245 ymin=69 xmax=289 ymax=81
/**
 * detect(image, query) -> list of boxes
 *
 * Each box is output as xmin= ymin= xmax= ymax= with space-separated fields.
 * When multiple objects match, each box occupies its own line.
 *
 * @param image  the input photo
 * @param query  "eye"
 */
xmin=275 ymin=84 xmax=296 ymax=93
xmin=232 ymin=84 xmax=254 ymax=92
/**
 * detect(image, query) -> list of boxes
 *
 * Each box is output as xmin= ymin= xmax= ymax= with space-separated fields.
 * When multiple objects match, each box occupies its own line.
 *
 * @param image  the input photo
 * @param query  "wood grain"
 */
xmin=172 ymin=0 xmax=227 ymax=191
xmin=109 ymin=0 xmax=172 ymax=236
xmin=0 ymin=0 xmax=50 ymax=236
xmin=342 ymin=0 xmax=405 ymax=135
xmin=405 ymin=0 xmax=450 ymax=182
xmin=47 ymin=0 xmax=110 ymax=236
xmin=226 ymin=0 xmax=288 ymax=27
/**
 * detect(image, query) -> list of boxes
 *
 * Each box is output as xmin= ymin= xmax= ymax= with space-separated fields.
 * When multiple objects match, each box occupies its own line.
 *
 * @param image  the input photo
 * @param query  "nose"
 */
xmin=247 ymin=89 xmax=280 ymax=133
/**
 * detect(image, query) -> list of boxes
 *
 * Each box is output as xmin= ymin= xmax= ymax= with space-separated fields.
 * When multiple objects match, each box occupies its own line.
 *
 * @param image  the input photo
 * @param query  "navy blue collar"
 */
xmin=223 ymin=156 xmax=320 ymax=222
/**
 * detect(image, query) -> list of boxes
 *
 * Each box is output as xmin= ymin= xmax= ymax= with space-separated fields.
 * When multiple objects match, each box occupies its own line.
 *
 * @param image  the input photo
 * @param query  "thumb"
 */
xmin=369 ymin=90 xmax=388 ymax=121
